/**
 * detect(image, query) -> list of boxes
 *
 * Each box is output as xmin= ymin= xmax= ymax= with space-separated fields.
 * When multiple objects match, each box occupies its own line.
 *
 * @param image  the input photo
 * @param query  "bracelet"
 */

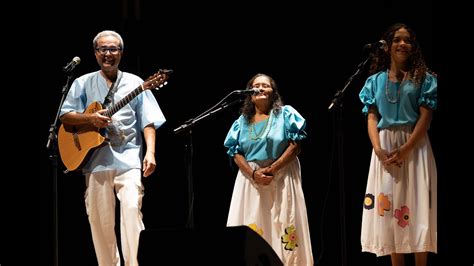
xmin=252 ymin=169 xmax=257 ymax=180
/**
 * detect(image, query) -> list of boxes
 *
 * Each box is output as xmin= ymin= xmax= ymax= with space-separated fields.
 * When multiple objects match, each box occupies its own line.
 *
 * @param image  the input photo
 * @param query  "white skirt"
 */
xmin=361 ymin=125 xmax=437 ymax=256
xmin=227 ymin=157 xmax=314 ymax=265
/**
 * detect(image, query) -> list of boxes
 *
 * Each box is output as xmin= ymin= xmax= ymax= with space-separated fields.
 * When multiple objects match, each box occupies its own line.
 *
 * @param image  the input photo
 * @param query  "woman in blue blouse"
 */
xmin=224 ymin=73 xmax=313 ymax=265
xmin=359 ymin=23 xmax=437 ymax=266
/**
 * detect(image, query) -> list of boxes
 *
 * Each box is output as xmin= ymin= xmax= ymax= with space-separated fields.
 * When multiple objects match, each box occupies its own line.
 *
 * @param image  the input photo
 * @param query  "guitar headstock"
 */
xmin=142 ymin=69 xmax=173 ymax=91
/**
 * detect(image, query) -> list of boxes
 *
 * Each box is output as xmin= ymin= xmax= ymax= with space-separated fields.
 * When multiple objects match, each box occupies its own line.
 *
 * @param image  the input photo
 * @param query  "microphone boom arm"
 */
xmin=173 ymin=97 xmax=243 ymax=134
xmin=328 ymin=54 xmax=372 ymax=110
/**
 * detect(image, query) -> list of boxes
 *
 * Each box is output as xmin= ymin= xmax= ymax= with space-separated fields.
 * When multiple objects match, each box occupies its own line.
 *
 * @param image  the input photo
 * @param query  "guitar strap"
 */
xmin=103 ymin=71 xmax=123 ymax=108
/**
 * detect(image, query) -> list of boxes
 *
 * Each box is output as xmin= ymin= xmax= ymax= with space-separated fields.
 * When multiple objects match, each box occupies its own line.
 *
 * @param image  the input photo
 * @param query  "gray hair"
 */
xmin=93 ymin=30 xmax=124 ymax=50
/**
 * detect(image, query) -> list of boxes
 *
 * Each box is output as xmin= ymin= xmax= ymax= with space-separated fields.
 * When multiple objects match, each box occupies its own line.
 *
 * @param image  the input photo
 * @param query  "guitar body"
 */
xmin=58 ymin=101 xmax=106 ymax=171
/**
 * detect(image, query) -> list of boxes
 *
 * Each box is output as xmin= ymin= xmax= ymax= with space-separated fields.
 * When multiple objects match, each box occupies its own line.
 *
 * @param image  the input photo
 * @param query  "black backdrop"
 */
xmin=41 ymin=1 xmax=466 ymax=265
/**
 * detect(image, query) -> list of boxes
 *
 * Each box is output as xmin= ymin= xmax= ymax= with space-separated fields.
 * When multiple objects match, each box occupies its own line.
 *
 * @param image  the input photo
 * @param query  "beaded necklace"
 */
xmin=249 ymin=113 xmax=272 ymax=140
xmin=385 ymin=69 xmax=402 ymax=104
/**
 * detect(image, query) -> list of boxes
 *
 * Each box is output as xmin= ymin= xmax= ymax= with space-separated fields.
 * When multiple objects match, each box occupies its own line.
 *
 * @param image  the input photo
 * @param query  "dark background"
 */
xmin=40 ymin=1 xmax=467 ymax=265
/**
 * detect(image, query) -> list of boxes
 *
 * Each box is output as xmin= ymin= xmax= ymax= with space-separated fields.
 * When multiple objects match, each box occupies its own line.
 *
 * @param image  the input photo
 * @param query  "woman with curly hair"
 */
xmin=359 ymin=23 xmax=437 ymax=266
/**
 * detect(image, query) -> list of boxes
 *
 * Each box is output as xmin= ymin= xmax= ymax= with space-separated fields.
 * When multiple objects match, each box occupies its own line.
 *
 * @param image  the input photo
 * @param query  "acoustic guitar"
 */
xmin=58 ymin=69 xmax=172 ymax=172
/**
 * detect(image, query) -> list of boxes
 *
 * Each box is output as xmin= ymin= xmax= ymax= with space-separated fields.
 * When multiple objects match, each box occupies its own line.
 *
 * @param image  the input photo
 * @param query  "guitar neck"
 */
xmin=104 ymin=85 xmax=144 ymax=117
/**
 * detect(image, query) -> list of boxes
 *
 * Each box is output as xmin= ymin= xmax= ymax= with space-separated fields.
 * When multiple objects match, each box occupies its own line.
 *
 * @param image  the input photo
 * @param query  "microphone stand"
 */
xmin=174 ymin=91 xmax=245 ymax=229
xmin=45 ymin=72 xmax=74 ymax=266
xmin=327 ymin=53 xmax=372 ymax=266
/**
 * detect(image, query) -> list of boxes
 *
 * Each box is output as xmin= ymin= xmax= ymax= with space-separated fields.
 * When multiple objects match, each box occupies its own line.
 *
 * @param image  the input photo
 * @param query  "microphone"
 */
xmin=62 ymin=56 xmax=81 ymax=72
xmin=234 ymin=88 xmax=263 ymax=95
xmin=363 ymin=40 xmax=387 ymax=50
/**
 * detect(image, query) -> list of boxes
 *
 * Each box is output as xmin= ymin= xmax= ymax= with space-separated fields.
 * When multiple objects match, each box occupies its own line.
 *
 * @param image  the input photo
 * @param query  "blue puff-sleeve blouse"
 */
xmin=224 ymin=105 xmax=307 ymax=161
xmin=359 ymin=71 xmax=437 ymax=129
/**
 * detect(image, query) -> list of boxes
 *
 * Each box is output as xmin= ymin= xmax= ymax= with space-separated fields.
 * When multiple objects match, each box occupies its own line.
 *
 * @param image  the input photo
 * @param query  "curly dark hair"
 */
xmin=369 ymin=23 xmax=429 ymax=86
xmin=240 ymin=73 xmax=284 ymax=120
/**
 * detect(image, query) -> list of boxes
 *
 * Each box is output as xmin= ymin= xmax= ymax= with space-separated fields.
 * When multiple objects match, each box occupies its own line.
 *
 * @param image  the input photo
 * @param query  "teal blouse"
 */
xmin=224 ymin=105 xmax=306 ymax=161
xmin=359 ymin=71 xmax=437 ymax=129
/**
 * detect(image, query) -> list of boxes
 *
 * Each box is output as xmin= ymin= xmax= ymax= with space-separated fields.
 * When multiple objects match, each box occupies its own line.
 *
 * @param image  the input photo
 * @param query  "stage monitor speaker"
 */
xmin=138 ymin=225 xmax=283 ymax=265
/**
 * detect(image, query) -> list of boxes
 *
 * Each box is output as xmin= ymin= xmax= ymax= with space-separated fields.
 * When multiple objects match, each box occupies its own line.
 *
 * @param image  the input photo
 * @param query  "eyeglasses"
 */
xmin=95 ymin=46 xmax=122 ymax=55
xmin=252 ymin=83 xmax=271 ymax=89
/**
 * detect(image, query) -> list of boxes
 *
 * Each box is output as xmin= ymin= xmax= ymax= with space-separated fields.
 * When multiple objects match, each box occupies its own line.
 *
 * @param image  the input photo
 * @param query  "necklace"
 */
xmin=249 ymin=113 xmax=272 ymax=140
xmin=385 ymin=69 xmax=401 ymax=104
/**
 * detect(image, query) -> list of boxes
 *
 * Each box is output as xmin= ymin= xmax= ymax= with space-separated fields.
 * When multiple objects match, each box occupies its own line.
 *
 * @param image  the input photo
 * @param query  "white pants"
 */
xmin=85 ymin=169 xmax=144 ymax=266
